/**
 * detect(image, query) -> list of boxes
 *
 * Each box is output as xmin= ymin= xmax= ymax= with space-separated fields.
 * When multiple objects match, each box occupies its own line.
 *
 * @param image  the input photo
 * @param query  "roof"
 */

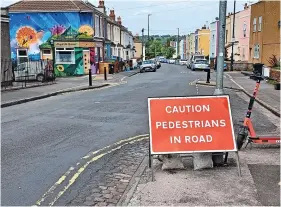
xmin=134 ymin=38 xmax=142 ymax=43
xmin=8 ymin=0 xmax=93 ymax=12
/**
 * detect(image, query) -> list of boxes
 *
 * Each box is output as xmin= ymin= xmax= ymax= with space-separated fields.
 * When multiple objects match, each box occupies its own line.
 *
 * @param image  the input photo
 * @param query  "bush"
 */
xmin=267 ymin=54 xmax=280 ymax=69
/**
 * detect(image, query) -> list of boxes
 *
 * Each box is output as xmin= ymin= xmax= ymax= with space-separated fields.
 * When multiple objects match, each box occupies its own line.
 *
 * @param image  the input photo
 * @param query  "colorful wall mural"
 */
xmin=9 ymin=12 xmax=95 ymax=76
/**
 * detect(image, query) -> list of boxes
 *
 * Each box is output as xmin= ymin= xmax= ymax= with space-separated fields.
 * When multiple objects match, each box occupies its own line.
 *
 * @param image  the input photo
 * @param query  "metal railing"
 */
xmin=1 ymin=59 xmax=56 ymax=91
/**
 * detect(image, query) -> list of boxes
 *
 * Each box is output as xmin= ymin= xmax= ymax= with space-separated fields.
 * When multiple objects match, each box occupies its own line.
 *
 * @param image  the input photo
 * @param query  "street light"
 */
xmin=148 ymin=14 xmax=152 ymax=41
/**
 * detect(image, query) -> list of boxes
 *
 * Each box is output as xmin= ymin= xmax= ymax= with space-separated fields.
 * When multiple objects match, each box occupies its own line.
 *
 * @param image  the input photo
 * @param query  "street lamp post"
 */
xmin=50 ymin=39 xmax=55 ymax=78
xmin=148 ymin=14 xmax=151 ymax=41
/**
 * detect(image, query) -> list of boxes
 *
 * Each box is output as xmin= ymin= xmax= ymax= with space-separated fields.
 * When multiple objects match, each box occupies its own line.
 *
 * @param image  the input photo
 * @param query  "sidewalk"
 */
xmin=1 ymin=70 xmax=139 ymax=107
xmin=197 ymin=71 xmax=280 ymax=116
xmin=123 ymin=89 xmax=280 ymax=206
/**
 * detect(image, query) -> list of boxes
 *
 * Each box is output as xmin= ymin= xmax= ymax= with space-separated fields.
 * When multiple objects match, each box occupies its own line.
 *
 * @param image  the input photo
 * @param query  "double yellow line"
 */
xmin=34 ymin=134 xmax=149 ymax=206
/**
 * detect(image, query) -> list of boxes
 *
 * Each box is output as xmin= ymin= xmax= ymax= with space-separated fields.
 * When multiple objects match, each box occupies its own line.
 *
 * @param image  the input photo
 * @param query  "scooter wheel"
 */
xmin=236 ymin=133 xmax=247 ymax=150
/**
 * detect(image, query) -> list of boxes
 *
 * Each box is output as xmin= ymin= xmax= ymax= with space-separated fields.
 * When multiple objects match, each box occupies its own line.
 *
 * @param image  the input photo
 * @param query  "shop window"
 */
xmin=55 ymin=48 xmax=75 ymax=64
xmin=42 ymin=49 xmax=51 ymax=55
xmin=253 ymin=18 xmax=257 ymax=32
xmin=17 ymin=49 xmax=28 ymax=63
xmin=253 ymin=44 xmax=260 ymax=59
xmin=258 ymin=16 xmax=262 ymax=31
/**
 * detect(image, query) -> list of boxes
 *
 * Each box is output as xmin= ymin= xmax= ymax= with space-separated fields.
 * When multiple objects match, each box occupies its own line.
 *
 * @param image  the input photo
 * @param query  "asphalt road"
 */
xmin=1 ymin=64 xmax=208 ymax=206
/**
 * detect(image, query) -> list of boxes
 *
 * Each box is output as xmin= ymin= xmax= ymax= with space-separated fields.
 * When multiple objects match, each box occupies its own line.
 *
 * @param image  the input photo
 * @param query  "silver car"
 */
xmin=140 ymin=60 xmax=157 ymax=73
xmin=191 ymin=59 xmax=210 ymax=71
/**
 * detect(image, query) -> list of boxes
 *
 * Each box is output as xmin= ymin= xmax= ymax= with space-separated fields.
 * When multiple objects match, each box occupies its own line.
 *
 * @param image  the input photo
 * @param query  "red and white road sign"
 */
xmin=148 ymin=95 xmax=237 ymax=154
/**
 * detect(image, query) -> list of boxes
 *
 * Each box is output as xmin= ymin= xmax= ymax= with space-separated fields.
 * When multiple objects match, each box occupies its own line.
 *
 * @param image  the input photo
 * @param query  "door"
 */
xmin=83 ymin=50 xmax=90 ymax=74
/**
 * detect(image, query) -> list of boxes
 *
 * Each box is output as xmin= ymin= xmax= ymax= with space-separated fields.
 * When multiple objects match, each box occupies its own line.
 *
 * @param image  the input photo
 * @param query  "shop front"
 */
xmin=46 ymin=41 xmax=96 ymax=77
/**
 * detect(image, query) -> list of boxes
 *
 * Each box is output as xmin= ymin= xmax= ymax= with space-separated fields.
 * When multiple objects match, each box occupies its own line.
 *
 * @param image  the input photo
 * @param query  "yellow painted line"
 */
xmin=35 ymin=134 xmax=149 ymax=206
xmin=48 ymin=136 xmax=148 ymax=206
xmin=82 ymin=134 xmax=149 ymax=159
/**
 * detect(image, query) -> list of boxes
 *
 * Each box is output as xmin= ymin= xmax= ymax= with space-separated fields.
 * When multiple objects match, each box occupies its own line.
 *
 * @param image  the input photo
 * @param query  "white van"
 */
xmin=14 ymin=60 xmax=53 ymax=82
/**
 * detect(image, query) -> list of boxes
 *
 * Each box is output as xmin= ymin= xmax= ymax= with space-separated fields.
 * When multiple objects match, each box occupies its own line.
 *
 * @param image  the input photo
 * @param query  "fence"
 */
xmin=1 ymin=59 xmax=56 ymax=91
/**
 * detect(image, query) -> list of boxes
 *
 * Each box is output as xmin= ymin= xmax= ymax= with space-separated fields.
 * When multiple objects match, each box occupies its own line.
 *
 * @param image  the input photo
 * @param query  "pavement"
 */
xmin=1 ymin=64 xmax=280 ymax=206
xmin=196 ymin=71 xmax=280 ymax=117
xmin=1 ymin=69 xmax=139 ymax=107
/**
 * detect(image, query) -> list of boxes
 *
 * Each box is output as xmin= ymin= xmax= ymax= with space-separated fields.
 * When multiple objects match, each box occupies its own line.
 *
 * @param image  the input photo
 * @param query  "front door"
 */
xmin=83 ymin=50 xmax=90 ymax=74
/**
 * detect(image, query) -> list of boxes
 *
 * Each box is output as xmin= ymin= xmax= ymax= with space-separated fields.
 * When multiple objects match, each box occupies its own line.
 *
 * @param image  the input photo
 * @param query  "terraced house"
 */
xmin=6 ymin=0 xmax=134 ymax=77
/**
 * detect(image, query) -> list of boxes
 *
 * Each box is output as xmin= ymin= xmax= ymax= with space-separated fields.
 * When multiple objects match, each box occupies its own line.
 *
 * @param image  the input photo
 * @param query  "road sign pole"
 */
xmin=214 ymin=0 xmax=227 ymax=95
xmin=212 ymin=0 xmax=228 ymax=165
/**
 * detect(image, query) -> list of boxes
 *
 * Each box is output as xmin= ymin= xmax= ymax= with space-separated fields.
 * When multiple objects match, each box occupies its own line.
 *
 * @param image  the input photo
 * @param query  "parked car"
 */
xmin=14 ymin=60 xmax=55 ymax=82
xmin=179 ymin=59 xmax=188 ymax=65
xmin=187 ymin=55 xmax=206 ymax=68
xmin=191 ymin=59 xmax=210 ymax=71
xmin=169 ymin=59 xmax=176 ymax=64
xmin=140 ymin=60 xmax=157 ymax=73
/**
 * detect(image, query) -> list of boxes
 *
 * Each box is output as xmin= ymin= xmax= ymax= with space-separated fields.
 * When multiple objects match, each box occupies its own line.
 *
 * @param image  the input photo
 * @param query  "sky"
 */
xmin=1 ymin=0 xmax=257 ymax=35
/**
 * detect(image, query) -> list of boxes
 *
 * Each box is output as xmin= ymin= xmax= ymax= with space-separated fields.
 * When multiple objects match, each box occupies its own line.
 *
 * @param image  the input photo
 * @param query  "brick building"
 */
xmin=249 ymin=0 xmax=280 ymax=66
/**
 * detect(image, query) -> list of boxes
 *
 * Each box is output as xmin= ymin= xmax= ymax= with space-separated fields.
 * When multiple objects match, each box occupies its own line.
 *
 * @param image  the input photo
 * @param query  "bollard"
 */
xmin=206 ymin=69 xmax=211 ymax=83
xmin=89 ymin=68 xmax=92 ymax=86
xmin=104 ymin=67 xmax=107 ymax=80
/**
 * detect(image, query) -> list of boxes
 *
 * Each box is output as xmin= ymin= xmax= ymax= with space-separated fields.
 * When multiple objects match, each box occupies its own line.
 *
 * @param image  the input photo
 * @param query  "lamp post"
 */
xmin=50 ymin=39 xmax=55 ymax=78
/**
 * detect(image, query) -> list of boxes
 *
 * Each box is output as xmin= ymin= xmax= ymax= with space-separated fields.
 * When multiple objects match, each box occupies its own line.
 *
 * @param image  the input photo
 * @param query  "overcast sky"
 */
xmin=1 ymin=0 xmax=257 ymax=35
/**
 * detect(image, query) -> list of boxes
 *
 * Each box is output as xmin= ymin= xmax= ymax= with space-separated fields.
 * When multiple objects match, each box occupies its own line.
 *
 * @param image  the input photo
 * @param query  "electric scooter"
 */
xmin=236 ymin=64 xmax=280 ymax=150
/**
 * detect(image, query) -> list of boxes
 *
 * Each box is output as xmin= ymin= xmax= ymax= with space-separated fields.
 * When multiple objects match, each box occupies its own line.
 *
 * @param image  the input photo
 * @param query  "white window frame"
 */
xmin=258 ymin=16 xmax=262 ymax=31
xmin=100 ymin=17 xmax=103 ymax=37
xmin=253 ymin=18 xmax=257 ymax=32
xmin=55 ymin=48 xmax=75 ymax=64
xmin=17 ymin=49 xmax=28 ymax=63
xmin=95 ymin=15 xmax=100 ymax=37
xmin=253 ymin=44 xmax=260 ymax=59
xmin=107 ymin=24 xmax=110 ymax=40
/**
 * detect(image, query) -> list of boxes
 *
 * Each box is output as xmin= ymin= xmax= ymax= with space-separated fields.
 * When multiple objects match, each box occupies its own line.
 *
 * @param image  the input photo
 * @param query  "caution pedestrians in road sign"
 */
xmin=148 ymin=95 xmax=237 ymax=154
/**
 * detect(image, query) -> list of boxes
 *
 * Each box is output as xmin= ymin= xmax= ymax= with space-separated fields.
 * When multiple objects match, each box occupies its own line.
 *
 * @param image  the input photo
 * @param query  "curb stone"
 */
xmin=1 ymin=84 xmax=110 ymax=108
xmin=224 ymin=73 xmax=280 ymax=118
xmin=118 ymin=156 xmax=148 ymax=206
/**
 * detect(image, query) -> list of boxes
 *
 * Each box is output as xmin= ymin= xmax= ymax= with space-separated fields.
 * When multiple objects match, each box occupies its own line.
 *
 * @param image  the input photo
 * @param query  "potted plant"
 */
xmin=274 ymin=82 xmax=280 ymax=90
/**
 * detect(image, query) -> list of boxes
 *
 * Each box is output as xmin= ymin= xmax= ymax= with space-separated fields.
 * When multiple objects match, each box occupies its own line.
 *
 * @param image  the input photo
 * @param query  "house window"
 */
xmin=95 ymin=15 xmax=100 ymax=37
xmin=225 ymin=30 xmax=228 ymax=44
xmin=42 ymin=49 xmax=51 ymax=55
xmin=242 ymin=47 xmax=245 ymax=60
xmin=107 ymin=24 xmax=110 ymax=39
xmin=258 ymin=16 xmax=262 ymax=31
xmin=243 ymin=22 xmax=247 ymax=37
xmin=253 ymin=18 xmax=257 ymax=32
xmin=55 ymin=48 xmax=75 ymax=64
xmin=253 ymin=44 xmax=260 ymax=59
xmin=17 ymin=49 xmax=28 ymax=63
xmin=100 ymin=17 xmax=103 ymax=37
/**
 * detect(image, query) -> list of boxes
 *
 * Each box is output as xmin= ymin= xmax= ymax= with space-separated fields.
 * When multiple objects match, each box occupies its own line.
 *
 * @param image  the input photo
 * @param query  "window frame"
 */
xmin=55 ymin=48 xmax=75 ymax=64
xmin=42 ymin=49 xmax=51 ymax=55
xmin=17 ymin=49 xmax=28 ymax=63
xmin=253 ymin=44 xmax=260 ymax=59
xmin=258 ymin=16 xmax=262 ymax=31
xmin=95 ymin=15 xmax=100 ymax=37
xmin=253 ymin=18 xmax=257 ymax=32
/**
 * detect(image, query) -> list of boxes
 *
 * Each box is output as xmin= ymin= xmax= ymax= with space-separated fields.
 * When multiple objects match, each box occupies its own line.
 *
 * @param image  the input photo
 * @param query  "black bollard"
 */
xmin=89 ymin=68 xmax=92 ymax=86
xmin=104 ymin=67 xmax=107 ymax=80
xmin=206 ymin=69 xmax=210 ymax=83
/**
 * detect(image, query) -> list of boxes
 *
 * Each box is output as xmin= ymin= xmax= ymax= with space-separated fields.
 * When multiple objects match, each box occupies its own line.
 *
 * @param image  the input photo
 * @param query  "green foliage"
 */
xmin=268 ymin=54 xmax=280 ymax=69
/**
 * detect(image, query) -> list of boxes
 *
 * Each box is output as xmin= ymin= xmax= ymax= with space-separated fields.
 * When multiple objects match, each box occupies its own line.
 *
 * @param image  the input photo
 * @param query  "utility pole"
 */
xmin=141 ymin=28 xmax=144 ymax=60
xmin=148 ymin=14 xmax=151 ymax=41
xmin=230 ymin=0 xmax=236 ymax=71
xmin=214 ymin=0 xmax=227 ymax=95
xmin=177 ymin=28 xmax=180 ymax=58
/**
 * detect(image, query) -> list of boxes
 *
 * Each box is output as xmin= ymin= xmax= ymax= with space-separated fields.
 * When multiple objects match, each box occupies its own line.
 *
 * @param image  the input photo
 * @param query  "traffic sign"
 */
xmin=148 ymin=95 xmax=236 ymax=154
